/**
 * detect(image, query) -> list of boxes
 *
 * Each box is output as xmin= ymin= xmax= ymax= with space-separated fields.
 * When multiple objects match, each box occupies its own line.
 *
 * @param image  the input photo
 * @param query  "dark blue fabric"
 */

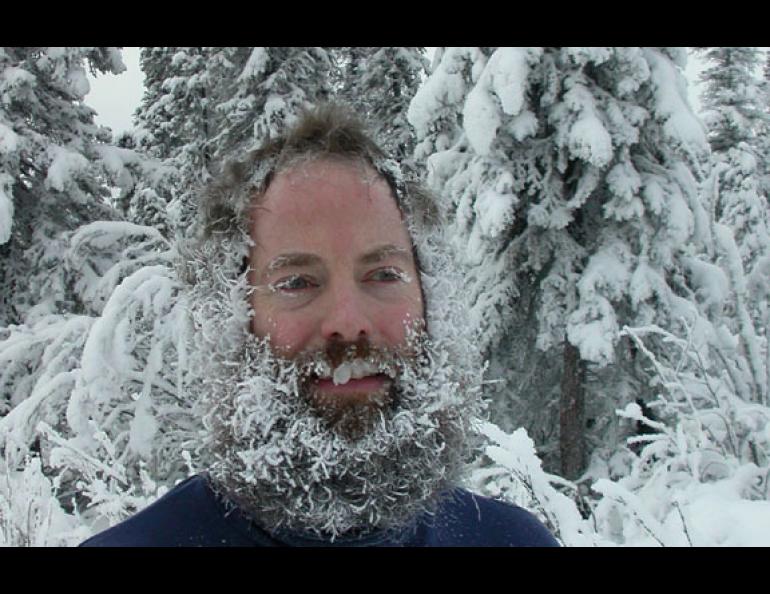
xmin=80 ymin=474 xmax=559 ymax=547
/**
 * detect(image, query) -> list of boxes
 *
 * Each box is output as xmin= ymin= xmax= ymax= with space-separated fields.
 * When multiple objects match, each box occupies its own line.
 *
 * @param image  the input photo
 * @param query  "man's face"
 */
xmin=248 ymin=158 xmax=425 ymax=430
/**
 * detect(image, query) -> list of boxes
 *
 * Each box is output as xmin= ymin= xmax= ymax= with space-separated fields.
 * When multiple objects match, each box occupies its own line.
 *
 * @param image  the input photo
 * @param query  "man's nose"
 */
xmin=319 ymin=282 xmax=374 ymax=343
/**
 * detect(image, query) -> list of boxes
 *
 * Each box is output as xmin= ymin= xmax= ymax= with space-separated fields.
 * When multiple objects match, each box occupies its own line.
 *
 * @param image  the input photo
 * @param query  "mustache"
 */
xmin=323 ymin=335 xmax=373 ymax=368
xmin=287 ymin=335 xmax=418 ymax=379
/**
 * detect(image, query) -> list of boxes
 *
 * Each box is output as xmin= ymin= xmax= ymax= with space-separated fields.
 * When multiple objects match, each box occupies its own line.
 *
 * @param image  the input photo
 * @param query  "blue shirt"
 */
xmin=80 ymin=474 xmax=559 ymax=547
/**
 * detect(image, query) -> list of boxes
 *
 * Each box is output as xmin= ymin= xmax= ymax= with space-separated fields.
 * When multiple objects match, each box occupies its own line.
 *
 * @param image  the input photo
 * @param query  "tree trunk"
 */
xmin=560 ymin=340 xmax=586 ymax=480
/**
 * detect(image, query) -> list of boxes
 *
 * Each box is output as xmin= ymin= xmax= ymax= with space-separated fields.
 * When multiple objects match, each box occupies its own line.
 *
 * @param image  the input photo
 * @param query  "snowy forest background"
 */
xmin=1 ymin=47 xmax=769 ymax=546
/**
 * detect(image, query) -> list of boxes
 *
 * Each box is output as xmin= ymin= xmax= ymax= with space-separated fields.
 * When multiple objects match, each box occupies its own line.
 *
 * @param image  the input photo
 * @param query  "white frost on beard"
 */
xmin=180 ymin=219 xmax=487 ymax=540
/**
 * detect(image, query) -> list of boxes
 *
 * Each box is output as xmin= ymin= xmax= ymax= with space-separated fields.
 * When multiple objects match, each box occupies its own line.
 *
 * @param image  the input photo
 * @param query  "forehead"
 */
xmin=261 ymin=157 xmax=394 ymax=209
xmin=250 ymin=159 xmax=413 ymax=259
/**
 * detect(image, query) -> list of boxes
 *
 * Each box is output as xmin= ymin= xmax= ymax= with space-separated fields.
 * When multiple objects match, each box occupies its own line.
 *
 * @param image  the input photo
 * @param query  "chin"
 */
xmin=307 ymin=382 xmax=396 ymax=440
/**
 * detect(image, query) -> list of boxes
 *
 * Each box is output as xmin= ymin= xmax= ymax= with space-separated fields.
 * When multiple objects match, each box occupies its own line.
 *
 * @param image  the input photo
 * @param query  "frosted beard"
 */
xmin=182 ymin=236 xmax=485 ymax=540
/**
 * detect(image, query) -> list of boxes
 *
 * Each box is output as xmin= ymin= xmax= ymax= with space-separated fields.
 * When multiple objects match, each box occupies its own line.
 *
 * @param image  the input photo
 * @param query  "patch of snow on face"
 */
xmin=332 ymin=362 xmax=352 ymax=385
xmin=330 ymin=359 xmax=382 ymax=385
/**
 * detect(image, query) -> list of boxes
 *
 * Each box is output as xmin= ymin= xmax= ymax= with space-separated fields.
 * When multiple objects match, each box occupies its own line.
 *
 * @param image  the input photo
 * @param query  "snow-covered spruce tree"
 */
xmin=0 ymin=221 xmax=194 ymax=539
xmin=131 ymin=47 xmax=184 ymax=162
xmin=331 ymin=47 xmax=376 ymax=101
xmin=696 ymin=48 xmax=770 ymax=280
xmin=568 ymin=62 xmax=770 ymax=543
xmin=125 ymin=47 xmax=223 ymax=238
xmin=760 ymin=51 xmax=770 ymax=197
xmin=694 ymin=48 xmax=769 ymax=408
xmin=0 ymin=47 xmax=142 ymax=326
xmin=697 ymin=47 xmax=766 ymax=154
xmin=129 ymin=47 xmax=334 ymax=240
xmin=212 ymin=47 xmax=333 ymax=160
xmin=0 ymin=48 xmax=189 ymax=542
xmin=409 ymin=47 xmax=710 ymax=480
xmin=333 ymin=47 xmax=427 ymax=170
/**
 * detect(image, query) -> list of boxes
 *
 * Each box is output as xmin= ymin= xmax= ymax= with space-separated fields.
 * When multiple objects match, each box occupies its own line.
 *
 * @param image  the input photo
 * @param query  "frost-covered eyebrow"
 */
xmin=360 ymin=244 xmax=412 ymax=265
xmin=264 ymin=253 xmax=322 ymax=274
xmin=261 ymin=245 xmax=411 ymax=280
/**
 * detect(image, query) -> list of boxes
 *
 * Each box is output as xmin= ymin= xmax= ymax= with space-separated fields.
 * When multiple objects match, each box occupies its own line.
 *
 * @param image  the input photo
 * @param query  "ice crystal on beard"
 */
xmin=180 ymin=227 xmax=486 ymax=539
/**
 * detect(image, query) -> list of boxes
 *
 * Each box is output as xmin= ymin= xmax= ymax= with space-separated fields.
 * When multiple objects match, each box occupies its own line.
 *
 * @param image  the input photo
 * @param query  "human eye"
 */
xmin=365 ymin=267 xmax=412 ymax=284
xmin=270 ymin=274 xmax=318 ymax=294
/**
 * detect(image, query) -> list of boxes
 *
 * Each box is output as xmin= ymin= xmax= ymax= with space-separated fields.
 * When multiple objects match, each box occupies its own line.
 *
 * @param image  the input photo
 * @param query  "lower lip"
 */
xmin=314 ymin=375 xmax=390 ymax=394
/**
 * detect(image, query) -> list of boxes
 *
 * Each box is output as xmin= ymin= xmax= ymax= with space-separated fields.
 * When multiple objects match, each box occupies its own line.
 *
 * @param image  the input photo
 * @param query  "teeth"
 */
xmin=332 ymin=364 xmax=352 ymax=385
xmin=330 ymin=359 xmax=381 ymax=385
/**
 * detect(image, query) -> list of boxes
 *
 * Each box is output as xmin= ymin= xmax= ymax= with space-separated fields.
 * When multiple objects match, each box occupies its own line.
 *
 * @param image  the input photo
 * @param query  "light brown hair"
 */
xmin=195 ymin=103 xmax=438 ymax=242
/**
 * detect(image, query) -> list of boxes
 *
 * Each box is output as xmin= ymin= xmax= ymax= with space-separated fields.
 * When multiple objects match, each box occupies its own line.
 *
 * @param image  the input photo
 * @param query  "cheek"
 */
xmin=377 ymin=300 xmax=425 ymax=344
xmin=250 ymin=308 xmax=314 ymax=355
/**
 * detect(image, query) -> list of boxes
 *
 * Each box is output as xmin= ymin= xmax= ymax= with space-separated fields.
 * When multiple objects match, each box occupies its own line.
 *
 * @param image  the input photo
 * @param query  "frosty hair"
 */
xmin=189 ymin=102 xmax=439 ymax=256
xmin=179 ymin=105 xmax=490 ymax=537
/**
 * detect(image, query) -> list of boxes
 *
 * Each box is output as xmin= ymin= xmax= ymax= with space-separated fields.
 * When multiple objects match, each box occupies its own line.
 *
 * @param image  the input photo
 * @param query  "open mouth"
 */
xmin=300 ymin=358 xmax=401 ymax=437
xmin=304 ymin=358 xmax=398 ymax=386
xmin=314 ymin=374 xmax=392 ymax=396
